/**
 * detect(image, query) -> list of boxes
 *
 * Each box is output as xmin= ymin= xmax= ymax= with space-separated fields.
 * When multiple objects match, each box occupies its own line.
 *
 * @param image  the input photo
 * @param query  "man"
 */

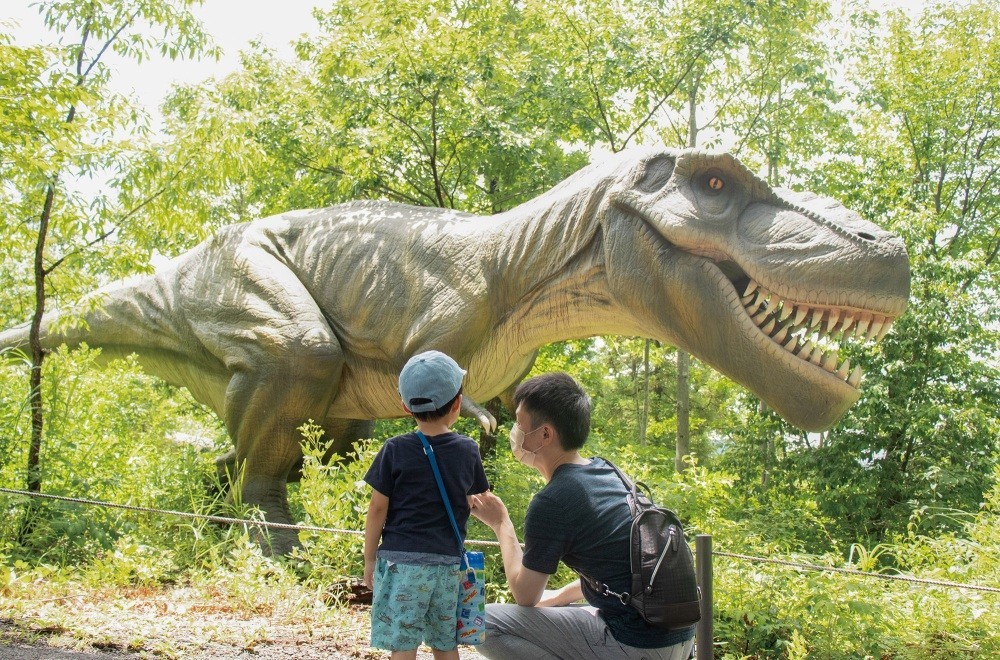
xmin=470 ymin=372 xmax=695 ymax=659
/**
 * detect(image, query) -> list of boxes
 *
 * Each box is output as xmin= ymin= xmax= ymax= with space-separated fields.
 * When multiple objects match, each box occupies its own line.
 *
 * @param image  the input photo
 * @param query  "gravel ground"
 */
xmin=1 ymin=614 xmax=488 ymax=660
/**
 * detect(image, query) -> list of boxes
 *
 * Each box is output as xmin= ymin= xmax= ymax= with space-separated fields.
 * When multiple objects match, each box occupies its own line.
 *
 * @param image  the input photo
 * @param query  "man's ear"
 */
xmin=451 ymin=394 xmax=463 ymax=413
xmin=401 ymin=401 xmax=411 ymax=414
xmin=540 ymin=424 xmax=556 ymax=447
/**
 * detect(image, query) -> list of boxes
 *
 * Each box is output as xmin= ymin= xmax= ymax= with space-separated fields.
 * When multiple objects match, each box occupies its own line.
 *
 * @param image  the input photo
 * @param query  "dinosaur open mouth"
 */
xmin=737 ymin=278 xmax=894 ymax=389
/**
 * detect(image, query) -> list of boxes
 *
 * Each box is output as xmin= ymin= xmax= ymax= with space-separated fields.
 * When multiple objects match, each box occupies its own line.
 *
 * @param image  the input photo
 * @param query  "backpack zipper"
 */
xmin=645 ymin=525 xmax=677 ymax=594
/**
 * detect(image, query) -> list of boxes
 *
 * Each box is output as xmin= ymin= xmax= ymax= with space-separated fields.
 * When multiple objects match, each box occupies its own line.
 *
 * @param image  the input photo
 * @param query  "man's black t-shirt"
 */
xmin=522 ymin=458 xmax=696 ymax=649
xmin=364 ymin=431 xmax=490 ymax=557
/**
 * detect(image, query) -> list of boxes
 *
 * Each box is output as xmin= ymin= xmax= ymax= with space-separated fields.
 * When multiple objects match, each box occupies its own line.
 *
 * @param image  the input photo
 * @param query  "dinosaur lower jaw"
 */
xmin=739 ymin=279 xmax=895 ymax=389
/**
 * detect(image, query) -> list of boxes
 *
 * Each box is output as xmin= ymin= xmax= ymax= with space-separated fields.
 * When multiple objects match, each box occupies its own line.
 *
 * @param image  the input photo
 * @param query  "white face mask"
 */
xmin=509 ymin=423 xmax=543 ymax=467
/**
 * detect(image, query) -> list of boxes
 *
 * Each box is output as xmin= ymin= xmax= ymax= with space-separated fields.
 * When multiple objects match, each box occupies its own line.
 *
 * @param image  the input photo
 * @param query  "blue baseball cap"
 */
xmin=398 ymin=350 xmax=466 ymax=413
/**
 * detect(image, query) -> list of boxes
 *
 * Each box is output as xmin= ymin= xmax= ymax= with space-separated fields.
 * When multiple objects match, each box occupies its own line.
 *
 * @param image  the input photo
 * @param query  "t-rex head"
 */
xmin=601 ymin=148 xmax=910 ymax=431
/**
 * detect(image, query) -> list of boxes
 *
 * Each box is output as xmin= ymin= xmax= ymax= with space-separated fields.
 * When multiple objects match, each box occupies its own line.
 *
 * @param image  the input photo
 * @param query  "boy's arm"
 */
xmin=470 ymin=491 xmax=550 ymax=606
xmin=363 ymin=489 xmax=390 ymax=589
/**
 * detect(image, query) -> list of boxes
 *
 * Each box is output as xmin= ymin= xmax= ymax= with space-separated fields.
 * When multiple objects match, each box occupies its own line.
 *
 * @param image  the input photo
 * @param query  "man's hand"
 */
xmin=471 ymin=490 xmax=550 ymax=605
xmin=470 ymin=491 xmax=510 ymax=529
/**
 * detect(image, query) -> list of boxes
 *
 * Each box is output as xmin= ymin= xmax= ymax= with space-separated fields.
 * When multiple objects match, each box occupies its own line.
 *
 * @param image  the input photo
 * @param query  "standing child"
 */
xmin=363 ymin=350 xmax=490 ymax=660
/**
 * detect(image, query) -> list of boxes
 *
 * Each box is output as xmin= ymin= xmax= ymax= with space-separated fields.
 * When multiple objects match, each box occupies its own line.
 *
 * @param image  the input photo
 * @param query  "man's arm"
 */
xmin=471 ymin=492 xmax=550 ymax=606
xmin=537 ymin=579 xmax=584 ymax=607
xmin=363 ymin=489 xmax=389 ymax=589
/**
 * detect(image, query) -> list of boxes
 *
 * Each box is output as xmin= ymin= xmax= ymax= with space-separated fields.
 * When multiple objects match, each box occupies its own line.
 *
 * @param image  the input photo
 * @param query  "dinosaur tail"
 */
xmin=0 ymin=320 xmax=32 ymax=354
xmin=0 ymin=270 xmax=185 ymax=359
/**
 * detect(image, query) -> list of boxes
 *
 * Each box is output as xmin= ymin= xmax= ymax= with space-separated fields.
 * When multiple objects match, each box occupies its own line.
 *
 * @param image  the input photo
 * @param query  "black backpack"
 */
xmin=579 ymin=459 xmax=701 ymax=630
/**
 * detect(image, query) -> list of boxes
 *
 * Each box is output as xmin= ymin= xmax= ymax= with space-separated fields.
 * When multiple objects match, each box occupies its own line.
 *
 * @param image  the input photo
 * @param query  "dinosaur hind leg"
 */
xmin=197 ymin=245 xmax=346 ymax=555
xmin=222 ymin=345 xmax=343 ymax=555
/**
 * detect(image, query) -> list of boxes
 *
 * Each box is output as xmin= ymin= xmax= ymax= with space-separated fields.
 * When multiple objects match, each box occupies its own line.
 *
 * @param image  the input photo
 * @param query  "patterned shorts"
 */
xmin=371 ymin=557 xmax=462 ymax=651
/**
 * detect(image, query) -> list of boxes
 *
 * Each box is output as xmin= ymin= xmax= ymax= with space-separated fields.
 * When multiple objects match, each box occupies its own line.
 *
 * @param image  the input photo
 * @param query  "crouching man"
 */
xmin=470 ymin=372 xmax=695 ymax=659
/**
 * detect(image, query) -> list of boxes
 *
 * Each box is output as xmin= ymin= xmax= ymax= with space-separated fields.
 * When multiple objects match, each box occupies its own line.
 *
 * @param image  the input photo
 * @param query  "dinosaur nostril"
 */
xmin=857 ymin=231 xmax=877 ymax=241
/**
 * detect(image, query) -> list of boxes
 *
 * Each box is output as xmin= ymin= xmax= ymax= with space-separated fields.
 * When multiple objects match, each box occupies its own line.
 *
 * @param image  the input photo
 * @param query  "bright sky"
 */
xmin=2 ymin=0 xmax=935 ymax=147
xmin=3 ymin=1 xmax=320 ymax=116
xmin=4 ymin=0 xmax=931 ymax=126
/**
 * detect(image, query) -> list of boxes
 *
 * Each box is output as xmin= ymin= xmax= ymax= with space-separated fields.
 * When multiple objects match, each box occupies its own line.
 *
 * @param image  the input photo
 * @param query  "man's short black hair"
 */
xmin=411 ymin=389 xmax=462 ymax=422
xmin=513 ymin=373 xmax=590 ymax=450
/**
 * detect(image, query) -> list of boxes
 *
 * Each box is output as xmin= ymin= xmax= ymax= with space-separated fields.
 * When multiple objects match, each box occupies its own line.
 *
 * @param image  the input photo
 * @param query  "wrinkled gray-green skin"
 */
xmin=0 ymin=148 xmax=910 ymax=554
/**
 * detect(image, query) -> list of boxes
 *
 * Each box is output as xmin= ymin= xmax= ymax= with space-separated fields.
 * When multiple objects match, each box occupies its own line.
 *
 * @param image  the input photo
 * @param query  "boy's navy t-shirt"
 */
xmin=522 ymin=458 xmax=696 ymax=649
xmin=364 ymin=431 xmax=489 ymax=558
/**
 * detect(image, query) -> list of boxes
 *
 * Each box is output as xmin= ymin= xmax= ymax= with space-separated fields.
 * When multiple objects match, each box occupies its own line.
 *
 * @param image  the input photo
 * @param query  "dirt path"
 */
xmin=1 ymin=613 xmax=488 ymax=660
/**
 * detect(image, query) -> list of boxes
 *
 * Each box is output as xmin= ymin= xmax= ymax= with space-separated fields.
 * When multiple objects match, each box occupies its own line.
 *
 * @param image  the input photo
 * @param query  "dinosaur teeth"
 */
xmin=867 ymin=316 xmax=884 ymax=342
xmin=744 ymin=294 xmax=764 ymax=316
xmin=876 ymin=319 xmax=893 ymax=341
xmin=822 ymin=349 xmax=838 ymax=372
xmin=840 ymin=314 xmax=856 ymax=335
xmin=793 ymin=306 xmax=808 ymax=326
xmin=847 ymin=365 xmax=863 ymax=387
xmin=855 ymin=314 xmax=871 ymax=338
xmin=826 ymin=309 xmax=841 ymax=333
xmin=743 ymin=282 xmax=888 ymax=389
xmin=809 ymin=344 xmax=824 ymax=365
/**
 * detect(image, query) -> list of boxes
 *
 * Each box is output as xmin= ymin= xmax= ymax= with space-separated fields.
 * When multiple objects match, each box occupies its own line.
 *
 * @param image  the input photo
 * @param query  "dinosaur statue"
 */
xmin=0 ymin=147 xmax=910 ymax=554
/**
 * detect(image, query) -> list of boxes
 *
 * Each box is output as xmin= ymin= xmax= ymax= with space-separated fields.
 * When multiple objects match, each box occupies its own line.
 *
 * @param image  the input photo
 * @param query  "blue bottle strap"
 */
xmin=416 ymin=430 xmax=468 ymax=565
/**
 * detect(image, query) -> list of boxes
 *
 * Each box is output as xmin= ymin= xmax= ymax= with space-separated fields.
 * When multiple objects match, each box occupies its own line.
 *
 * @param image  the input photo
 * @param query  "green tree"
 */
xmin=721 ymin=1 xmax=1000 ymax=544
xmin=712 ymin=0 xmax=846 ymax=185
xmin=116 ymin=45 xmax=318 ymax=249
xmin=304 ymin=0 xmax=589 ymax=214
xmin=0 ymin=1 xmax=217 ymax=504
xmin=824 ymin=0 xmax=1000 ymax=539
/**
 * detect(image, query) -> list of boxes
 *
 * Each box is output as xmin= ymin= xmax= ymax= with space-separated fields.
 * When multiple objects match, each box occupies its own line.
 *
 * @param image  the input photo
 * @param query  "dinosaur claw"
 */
xmin=479 ymin=412 xmax=498 ymax=434
xmin=462 ymin=396 xmax=497 ymax=434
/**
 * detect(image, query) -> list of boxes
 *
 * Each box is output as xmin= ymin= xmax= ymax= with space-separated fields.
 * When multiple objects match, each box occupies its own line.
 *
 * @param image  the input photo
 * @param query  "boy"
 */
xmin=363 ymin=350 xmax=490 ymax=660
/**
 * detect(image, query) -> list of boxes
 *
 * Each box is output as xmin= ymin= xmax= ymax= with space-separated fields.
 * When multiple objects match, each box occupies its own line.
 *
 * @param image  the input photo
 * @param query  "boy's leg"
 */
xmin=370 ymin=559 xmax=429 ymax=652
xmin=390 ymin=652 xmax=418 ymax=660
xmin=422 ymin=564 xmax=463 ymax=654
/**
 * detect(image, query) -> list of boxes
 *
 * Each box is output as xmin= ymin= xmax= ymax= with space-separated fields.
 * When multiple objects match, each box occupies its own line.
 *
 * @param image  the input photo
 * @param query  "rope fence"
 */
xmin=2 ymin=486 xmax=994 ymax=591
xmin=712 ymin=549 xmax=1000 ymax=593
xmin=4 ymin=485 xmax=999 ymax=660
xmin=0 ymin=486 xmax=506 ymax=547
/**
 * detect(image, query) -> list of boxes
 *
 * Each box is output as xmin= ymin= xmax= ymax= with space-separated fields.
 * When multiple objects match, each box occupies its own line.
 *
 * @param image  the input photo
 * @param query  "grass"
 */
xmin=0 ymin=538 xmax=357 ymax=658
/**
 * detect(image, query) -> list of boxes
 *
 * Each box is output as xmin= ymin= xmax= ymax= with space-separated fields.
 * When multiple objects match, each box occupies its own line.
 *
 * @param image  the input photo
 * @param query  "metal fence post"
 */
xmin=696 ymin=534 xmax=713 ymax=660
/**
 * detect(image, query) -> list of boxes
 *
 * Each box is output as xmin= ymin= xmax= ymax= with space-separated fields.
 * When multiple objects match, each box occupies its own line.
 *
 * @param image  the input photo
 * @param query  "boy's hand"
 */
xmin=363 ymin=558 xmax=375 ymax=590
xmin=469 ymin=491 xmax=510 ymax=530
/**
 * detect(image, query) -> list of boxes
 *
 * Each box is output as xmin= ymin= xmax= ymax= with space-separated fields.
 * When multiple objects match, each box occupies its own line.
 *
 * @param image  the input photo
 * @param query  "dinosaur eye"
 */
xmin=708 ymin=176 xmax=725 ymax=191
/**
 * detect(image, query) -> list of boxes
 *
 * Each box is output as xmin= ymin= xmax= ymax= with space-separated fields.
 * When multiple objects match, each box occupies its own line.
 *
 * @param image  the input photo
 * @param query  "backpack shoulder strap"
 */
xmin=599 ymin=457 xmax=651 ymax=514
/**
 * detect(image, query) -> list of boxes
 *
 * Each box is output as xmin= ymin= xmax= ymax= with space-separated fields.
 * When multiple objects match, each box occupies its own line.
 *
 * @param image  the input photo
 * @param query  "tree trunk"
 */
xmin=640 ymin=339 xmax=650 ymax=446
xmin=674 ymin=77 xmax=700 ymax=473
xmin=27 ymin=180 xmax=57 ymax=494
xmin=675 ymin=350 xmax=690 ymax=473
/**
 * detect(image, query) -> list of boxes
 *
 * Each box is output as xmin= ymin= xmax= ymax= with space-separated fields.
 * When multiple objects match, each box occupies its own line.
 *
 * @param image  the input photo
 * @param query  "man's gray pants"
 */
xmin=477 ymin=603 xmax=695 ymax=660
